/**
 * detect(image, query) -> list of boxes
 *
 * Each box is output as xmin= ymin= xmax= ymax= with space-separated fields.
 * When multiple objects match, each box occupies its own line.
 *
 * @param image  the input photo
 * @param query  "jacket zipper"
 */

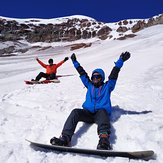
xmin=93 ymin=86 xmax=102 ymax=112
xmin=94 ymin=87 xmax=96 ymax=112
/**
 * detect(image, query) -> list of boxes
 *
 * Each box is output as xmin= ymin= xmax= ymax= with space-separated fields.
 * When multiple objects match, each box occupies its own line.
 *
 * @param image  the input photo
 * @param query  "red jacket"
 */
xmin=37 ymin=58 xmax=65 ymax=74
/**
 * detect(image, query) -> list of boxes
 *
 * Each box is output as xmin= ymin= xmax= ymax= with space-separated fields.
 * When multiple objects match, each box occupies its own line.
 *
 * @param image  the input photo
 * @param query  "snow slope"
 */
xmin=0 ymin=25 xmax=163 ymax=163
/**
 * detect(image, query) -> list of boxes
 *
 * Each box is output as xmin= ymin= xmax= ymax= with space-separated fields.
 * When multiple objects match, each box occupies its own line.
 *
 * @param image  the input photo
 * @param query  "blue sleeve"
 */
xmin=107 ymin=57 xmax=124 ymax=91
xmin=72 ymin=60 xmax=90 ymax=88
xmin=80 ymin=75 xmax=90 ymax=88
xmin=72 ymin=60 xmax=80 ymax=69
xmin=107 ymin=80 xmax=117 ymax=92
xmin=114 ymin=57 xmax=124 ymax=68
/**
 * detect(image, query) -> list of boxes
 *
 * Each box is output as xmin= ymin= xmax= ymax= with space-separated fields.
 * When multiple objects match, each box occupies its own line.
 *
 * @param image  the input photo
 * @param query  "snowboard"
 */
xmin=25 ymin=79 xmax=60 ymax=85
xmin=56 ymin=74 xmax=75 ymax=78
xmin=24 ymin=74 xmax=75 ymax=85
xmin=26 ymin=140 xmax=154 ymax=160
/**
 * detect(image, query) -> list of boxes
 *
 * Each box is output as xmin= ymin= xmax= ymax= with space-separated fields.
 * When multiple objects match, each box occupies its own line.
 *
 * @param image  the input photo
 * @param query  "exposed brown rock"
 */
xmin=70 ymin=43 xmax=92 ymax=51
xmin=97 ymin=26 xmax=112 ymax=40
xmin=0 ymin=17 xmax=112 ymax=43
xmin=117 ymin=34 xmax=136 ymax=40
xmin=0 ymin=14 xmax=163 ymax=55
xmin=132 ymin=20 xmax=146 ymax=33
xmin=116 ymin=26 xmax=128 ymax=33
xmin=123 ymin=20 xmax=128 ymax=25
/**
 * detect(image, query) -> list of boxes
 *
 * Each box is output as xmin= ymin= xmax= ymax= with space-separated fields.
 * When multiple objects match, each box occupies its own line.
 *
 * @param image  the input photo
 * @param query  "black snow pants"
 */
xmin=61 ymin=108 xmax=111 ymax=142
xmin=35 ymin=72 xmax=56 ymax=81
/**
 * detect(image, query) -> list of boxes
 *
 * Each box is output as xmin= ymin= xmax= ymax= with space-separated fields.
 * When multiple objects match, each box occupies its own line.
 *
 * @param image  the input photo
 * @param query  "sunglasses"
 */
xmin=91 ymin=74 xmax=102 ymax=79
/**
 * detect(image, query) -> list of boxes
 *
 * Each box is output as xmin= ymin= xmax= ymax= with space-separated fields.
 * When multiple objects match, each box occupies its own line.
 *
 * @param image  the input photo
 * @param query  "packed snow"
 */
xmin=0 ymin=24 xmax=163 ymax=163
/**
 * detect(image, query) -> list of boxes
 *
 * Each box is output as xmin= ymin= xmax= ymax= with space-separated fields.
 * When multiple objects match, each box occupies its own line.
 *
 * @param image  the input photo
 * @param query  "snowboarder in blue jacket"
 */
xmin=50 ymin=52 xmax=130 ymax=150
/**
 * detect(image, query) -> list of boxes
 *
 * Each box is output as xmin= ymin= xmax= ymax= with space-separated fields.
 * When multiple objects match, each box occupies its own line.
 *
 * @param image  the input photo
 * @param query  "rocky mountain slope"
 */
xmin=0 ymin=14 xmax=163 ymax=56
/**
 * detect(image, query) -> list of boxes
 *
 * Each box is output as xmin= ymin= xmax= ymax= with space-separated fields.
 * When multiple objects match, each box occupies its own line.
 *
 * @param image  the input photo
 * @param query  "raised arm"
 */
xmin=36 ymin=57 xmax=47 ymax=68
xmin=108 ymin=51 xmax=131 ymax=90
xmin=55 ymin=57 xmax=69 ymax=68
xmin=71 ymin=53 xmax=91 ymax=88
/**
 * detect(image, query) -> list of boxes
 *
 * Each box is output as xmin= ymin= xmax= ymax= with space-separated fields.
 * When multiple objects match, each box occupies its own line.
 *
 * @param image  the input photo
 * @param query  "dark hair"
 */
xmin=48 ymin=58 xmax=53 ymax=64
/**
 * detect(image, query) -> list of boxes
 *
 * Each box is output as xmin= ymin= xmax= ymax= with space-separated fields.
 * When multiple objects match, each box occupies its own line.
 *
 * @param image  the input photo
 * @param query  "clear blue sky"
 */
xmin=0 ymin=0 xmax=163 ymax=22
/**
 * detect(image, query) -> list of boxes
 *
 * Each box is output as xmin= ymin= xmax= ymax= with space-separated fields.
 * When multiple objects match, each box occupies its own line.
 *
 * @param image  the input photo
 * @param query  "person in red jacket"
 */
xmin=32 ymin=57 xmax=69 ymax=81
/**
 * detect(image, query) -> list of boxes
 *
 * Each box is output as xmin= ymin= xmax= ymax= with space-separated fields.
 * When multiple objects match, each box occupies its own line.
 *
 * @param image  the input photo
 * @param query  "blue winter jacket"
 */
xmin=72 ymin=57 xmax=124 ymax=114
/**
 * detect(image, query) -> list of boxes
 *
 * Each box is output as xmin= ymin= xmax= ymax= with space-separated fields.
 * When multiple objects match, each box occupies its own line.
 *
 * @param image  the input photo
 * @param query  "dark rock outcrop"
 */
xmin=0 ymin=14 xmax=163 ymax=55
xmin=0 ymin=17 xmax=112 ymax=43
xmin=132 ymin=14 xmax=163 ymax=33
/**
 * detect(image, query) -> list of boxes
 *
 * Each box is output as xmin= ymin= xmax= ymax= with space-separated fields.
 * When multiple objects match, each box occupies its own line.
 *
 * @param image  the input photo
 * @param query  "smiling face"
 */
xmin=91 ymin=72 xmax=102 ymax=85
xmin=91 ymin=68 xmax=105 ymax=87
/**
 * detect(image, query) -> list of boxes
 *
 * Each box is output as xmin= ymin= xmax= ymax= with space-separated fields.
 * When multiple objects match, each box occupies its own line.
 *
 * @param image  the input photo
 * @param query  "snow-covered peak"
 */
xmin=0 ymin=13 xmax=163 ymax=57
xmin=0 ymin=15 xmax=95 ymax=25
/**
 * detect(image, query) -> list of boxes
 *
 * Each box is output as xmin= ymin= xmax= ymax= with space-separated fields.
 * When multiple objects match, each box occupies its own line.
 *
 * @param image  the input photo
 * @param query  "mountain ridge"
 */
xmin=0 ymin=14 xmax=163 ymax=56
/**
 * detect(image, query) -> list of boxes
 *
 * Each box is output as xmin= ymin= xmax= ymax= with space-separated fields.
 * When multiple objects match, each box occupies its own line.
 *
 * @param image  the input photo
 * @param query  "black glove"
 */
xmin=71 ymin=53 xmax=77 ymax=62
xmin=64 ymin=57 xmax=69 ymax=62
xmin=120 ymin=51 xmax=131 ymax=62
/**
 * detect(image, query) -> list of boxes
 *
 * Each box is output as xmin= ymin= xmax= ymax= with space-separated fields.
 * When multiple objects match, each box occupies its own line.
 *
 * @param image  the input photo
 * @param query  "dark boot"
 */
xmin=50 ymin=135 xmax=69 ymax=146
xmin=97 ymin=133 xmax=112 ymax=150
